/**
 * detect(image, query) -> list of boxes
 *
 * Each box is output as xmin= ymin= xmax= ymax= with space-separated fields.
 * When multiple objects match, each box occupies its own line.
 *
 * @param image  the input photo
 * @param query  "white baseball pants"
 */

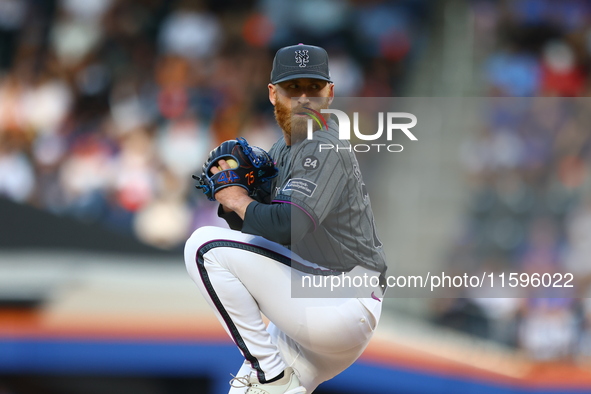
xmin=184 ymin=226 xmax=382 ymax=393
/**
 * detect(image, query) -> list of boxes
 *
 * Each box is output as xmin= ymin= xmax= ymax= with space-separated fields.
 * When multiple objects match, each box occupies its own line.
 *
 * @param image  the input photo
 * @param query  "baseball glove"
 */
xmin=193 ymin=137 xmax=278 ymax=201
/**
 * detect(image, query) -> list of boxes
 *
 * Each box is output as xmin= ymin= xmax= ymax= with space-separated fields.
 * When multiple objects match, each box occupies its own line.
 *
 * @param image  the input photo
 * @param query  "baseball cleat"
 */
xmin=230 ymin=367 xmax=306 ymax=394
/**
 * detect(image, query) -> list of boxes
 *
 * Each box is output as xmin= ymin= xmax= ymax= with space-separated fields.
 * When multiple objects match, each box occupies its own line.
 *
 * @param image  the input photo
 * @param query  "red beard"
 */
xmin=274 ymin=97 xmax=330 ymax=143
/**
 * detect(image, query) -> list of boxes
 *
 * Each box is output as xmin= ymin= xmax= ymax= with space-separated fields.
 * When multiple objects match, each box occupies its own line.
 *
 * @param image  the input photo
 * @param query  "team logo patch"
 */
xmin=283 ymin=178 xmax=317 ymax=197
xmin=295 ymin=50 xmax=309 ymax=68
xmin=302 ymin=155 xmax=319 ymax=170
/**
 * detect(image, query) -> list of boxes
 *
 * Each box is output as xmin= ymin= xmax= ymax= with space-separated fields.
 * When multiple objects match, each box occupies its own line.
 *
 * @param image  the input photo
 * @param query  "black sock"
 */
xmin=265 ymin=370 xmax=285 ymax=384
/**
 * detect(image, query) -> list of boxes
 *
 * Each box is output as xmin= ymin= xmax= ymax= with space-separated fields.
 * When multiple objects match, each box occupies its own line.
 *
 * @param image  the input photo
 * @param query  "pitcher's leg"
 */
xmin=185 ymin=227 xmax=288 ymax=383
xmin=184 ymin=226 xmax=382 ymax=390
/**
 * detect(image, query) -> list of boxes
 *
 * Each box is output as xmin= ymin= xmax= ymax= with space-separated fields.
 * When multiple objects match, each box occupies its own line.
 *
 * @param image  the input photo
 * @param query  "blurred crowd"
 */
xmin=435 ymin=0 xmax=591 ymax=364
xmin=0 ymin=0 xmax=429 ymax=248
xmin=474 ymin=0 xmax=591 ymax=96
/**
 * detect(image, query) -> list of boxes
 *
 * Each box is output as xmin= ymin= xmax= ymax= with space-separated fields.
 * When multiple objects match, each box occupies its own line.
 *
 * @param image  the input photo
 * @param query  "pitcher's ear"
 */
xmin=327 ymin=83 xmax=335 ymax=105
xmin=268 ymin=83 xmax=277 ymax=106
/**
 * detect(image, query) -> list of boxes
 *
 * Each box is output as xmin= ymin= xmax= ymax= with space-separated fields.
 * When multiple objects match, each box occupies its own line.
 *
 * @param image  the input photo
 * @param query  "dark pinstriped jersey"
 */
xmin=268 ymin=119 xmax=387 ymax=275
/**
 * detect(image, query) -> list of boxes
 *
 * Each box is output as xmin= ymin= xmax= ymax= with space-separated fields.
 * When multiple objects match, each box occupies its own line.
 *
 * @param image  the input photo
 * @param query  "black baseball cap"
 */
xmin=270 ymin=44 xmax=332 ymax=84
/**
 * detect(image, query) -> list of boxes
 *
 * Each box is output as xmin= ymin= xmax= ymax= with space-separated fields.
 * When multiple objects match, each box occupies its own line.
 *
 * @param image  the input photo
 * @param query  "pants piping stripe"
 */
xmin=195 ymin=239 xmax=343 ymax=382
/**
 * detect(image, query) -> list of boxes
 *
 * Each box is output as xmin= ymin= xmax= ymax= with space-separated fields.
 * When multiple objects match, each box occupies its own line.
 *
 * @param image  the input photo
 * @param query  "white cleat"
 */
xmin=230 ymin=367 xmax=306 ymax=394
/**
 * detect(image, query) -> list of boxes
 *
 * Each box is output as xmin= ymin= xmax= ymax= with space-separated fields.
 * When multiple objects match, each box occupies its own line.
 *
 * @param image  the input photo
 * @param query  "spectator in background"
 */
xmin=0 ymin=135 xmax=35 ymax=203
xmin=158 ymin=0 xmax=222 ymax=60
xmin=485 ymin=48 xmax=541 ymax=96
xmin=58 ymin=134 xmax=113 ymax=221
xmin=539 ymin=40 xmax=586 ymax=97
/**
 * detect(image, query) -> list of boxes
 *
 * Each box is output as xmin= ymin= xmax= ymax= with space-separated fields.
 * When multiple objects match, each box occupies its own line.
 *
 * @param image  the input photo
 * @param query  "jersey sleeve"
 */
xmin=217 ymin=204 xmax=244 ymax=230
xmin=241 ymin=201 xmax=314 ymax=245
xmin=273 ymin=139 xmax=346 ymax=227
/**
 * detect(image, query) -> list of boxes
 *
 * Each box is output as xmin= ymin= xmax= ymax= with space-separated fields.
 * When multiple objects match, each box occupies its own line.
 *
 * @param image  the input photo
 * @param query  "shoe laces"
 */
xmin=229 ymin=374 xmax=251 ymax=388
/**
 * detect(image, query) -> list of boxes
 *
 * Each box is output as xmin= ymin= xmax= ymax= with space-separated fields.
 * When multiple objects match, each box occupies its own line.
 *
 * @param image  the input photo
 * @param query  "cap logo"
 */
xmin=295 ymin=50 xmax=309 ymax=68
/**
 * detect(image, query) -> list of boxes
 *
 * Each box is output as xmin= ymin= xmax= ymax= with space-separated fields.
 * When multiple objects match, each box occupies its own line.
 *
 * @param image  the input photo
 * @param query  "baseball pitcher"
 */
xmin=185 ymin=44 xmax=387 ymax=394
